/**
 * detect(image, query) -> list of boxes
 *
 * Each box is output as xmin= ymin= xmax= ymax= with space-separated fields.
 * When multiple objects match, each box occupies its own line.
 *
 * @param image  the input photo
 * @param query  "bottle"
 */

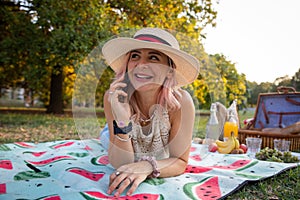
xmin=205 ymin=103 xmax=219 ymax=145
xmin=223 ymin=110 xmax=238 ymax=141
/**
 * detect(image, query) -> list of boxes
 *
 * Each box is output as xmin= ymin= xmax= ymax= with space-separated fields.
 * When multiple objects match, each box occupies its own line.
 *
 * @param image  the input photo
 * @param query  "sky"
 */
xmin=202 ymin=0 xmax=300 ymax=83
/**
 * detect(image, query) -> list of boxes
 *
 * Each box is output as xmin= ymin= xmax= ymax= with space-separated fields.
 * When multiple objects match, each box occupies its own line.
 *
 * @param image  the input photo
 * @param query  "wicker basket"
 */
xmin=239 ymin=129 xmax=300 ymax=151
xmin=238 ymin=86 xmax=300 ymax=151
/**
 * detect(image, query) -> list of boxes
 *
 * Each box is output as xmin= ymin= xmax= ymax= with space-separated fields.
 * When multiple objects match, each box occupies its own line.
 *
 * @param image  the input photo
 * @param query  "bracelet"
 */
xmin=113 ymin=120 xmax=132 ymax=134
xmin=139 ymin=156 xmax=160 ymax=178
xmin=114 ymin=134 xmax=132 ymax=142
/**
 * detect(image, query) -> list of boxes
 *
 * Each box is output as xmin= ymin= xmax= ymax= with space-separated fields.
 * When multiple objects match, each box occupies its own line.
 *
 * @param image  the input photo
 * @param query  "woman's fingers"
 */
xmin=126 ymin=176 xmax=145 ymax=196
xmin=107 ymin=171 xmax=146 ymax=197
xmin=114 ymin=176 xmax=134 ymax=197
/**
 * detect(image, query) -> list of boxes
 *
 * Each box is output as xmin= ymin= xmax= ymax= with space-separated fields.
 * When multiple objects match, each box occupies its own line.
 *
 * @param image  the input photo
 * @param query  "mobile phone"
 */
xmin=118 ymin=73 xmax=130 ymax=103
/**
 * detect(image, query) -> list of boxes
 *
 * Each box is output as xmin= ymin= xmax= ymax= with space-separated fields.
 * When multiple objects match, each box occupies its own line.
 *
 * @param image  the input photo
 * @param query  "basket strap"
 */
xmin=286 ymin=97 xmax=300 ymax=106
xmin=268 ymin=111 xmax=300 ymax=115
xmin=262 ymin=101 xmax=269 ymax=124
xmin=268 ymin=111 xmax=300 ymax=128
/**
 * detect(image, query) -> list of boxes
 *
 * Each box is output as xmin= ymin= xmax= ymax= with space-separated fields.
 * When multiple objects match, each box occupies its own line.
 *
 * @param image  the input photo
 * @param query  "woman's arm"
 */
xmin=157 ymin=89 xmax=195 ymax=177
xmin=107 ymin=89 xmax=195 ymax=197
xmin=103 ymin=91 xmax=135 ymax=168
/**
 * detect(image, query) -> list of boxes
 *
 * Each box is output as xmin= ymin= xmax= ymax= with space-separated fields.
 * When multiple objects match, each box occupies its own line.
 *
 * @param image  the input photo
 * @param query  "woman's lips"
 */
xmin=134 ymin=73 xmax=153 ymax=80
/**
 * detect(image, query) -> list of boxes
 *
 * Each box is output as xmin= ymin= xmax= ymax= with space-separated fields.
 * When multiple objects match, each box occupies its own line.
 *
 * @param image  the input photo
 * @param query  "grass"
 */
xmin=0 ymin=109 xmax=299 ymax=199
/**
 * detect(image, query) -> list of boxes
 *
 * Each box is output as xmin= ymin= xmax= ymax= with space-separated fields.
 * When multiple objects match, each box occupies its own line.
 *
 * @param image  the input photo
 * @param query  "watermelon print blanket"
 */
xmin=0 ymin=139 xmax=298 ymax=200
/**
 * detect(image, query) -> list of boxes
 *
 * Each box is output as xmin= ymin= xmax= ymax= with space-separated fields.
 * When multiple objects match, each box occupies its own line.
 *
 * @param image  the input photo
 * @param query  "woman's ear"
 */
xmin=166 ymin=68 xmax=174 ymax=79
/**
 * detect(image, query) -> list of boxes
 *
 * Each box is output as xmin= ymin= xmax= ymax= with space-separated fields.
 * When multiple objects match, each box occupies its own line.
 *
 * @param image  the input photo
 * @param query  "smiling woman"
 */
xmin=100 ymin=27 xmax=200 ymax=197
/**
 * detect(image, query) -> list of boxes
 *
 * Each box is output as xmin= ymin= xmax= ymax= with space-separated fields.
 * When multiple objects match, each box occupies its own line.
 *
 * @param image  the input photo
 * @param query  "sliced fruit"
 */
xmin=185 ymin=165 xmax=212 ymax=173
xmin=66 ymin=167 xmax=104 ymax=181
xmin=26 ymin=155 xmax=76 ymax=166
xmin=80 ymin=191 xmax=163 ymax=200
xmin=50 ymin=141 xmax=75 ymax=149
xmin=91 ymin=155 xmax=109 ymax=165
xmin=183 ymin=176 xmax=221 ymax=200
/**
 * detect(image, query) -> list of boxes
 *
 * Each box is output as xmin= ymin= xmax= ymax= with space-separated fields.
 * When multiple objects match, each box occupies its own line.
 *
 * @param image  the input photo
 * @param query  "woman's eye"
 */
xmin=149 ymin=55 xmax=159 ymax=61
xmin=130 ymin=53 xmax=139 ymax=60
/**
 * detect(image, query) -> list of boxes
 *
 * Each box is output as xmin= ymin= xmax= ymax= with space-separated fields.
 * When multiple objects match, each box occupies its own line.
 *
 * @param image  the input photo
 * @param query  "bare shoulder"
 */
xmin=169 ymin=89 xmax=195 ymax=120
xmin=177 ymin=88 xmax=194 ymax=107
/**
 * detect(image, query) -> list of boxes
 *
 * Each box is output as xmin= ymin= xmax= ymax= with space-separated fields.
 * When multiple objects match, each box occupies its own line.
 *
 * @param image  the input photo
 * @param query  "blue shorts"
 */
xmin=99 ymin=123 xmax=110 ymax=150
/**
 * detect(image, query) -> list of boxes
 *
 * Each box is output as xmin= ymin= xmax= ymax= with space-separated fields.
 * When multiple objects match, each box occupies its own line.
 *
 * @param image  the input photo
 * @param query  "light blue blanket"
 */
xmin=0 ymin=139 xmax=298 ymax=200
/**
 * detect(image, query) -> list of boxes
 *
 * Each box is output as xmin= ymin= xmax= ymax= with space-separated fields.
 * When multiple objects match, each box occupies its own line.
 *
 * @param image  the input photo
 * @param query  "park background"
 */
xmin=0 ymin=1 xmax=299 ymax=199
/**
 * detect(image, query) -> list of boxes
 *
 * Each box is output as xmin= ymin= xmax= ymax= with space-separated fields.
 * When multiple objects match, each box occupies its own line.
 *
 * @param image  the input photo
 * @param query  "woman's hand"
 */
xmin=108 ymin=74 xmax=131 ymax=122
xmin=107 ymin=161 xmax=152 ymax=197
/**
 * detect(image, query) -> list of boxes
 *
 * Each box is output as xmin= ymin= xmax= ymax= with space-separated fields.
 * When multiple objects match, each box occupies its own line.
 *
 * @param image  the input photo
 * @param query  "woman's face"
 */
xmin=127 ymin=49 xmax=171 ymax=91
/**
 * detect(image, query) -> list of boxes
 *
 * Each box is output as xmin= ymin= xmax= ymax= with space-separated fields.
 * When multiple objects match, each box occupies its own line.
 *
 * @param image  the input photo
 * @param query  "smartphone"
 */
xmin=118 ymin=73 xmax=130 ymax=103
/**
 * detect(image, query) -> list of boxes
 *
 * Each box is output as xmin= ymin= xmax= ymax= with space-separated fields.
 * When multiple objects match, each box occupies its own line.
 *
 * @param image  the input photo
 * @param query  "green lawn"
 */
xmin=0 ymin=110 xmax=299 ymax=199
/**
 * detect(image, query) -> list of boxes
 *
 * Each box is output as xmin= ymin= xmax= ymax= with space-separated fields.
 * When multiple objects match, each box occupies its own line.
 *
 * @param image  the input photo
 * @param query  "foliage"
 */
xmin=1 ymin=0 xmax=219 ymax=113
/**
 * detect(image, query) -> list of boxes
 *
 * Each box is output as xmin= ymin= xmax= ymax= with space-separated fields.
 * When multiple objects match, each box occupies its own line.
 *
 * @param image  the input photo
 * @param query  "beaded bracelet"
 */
xmin=139 ymin=156 xmax=160 ymax=178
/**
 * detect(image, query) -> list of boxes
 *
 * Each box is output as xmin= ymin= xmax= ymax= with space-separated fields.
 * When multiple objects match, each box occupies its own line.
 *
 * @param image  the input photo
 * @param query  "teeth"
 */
xmin=135 ymin=74 xmax=153 ymax=79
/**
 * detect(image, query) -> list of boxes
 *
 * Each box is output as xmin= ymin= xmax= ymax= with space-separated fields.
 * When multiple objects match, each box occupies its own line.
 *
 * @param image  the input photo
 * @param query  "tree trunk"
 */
xmin=46 ymin=65 xmax=64 ymax=114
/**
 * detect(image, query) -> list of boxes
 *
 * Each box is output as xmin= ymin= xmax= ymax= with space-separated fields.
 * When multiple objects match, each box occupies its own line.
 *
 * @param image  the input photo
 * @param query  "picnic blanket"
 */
xmin=0 ymin=139 xmax=299 ymax=200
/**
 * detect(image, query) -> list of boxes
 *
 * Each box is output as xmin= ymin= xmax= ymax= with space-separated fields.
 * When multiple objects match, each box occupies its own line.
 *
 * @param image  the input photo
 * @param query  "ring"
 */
xmin=109 ymin=91 xmax=114 ymax=94
xmin=127 ymin=177 xmax=132 ymax=184
xmin=115 ymin=171 xmax=121 ymax=176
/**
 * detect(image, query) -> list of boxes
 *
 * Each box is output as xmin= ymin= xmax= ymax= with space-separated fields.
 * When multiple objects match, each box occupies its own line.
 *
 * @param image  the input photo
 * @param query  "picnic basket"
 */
xmin=238 ymin=86 xmax=300 ymax=151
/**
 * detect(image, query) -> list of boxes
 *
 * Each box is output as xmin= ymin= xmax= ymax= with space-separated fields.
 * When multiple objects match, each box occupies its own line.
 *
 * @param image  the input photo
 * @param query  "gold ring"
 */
xmin=115 ymin=171 xmax=121 ymax=176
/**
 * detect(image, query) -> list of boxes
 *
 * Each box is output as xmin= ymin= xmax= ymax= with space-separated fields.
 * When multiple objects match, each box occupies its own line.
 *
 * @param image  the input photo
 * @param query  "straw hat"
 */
xmin=102 ymin=28 xmax=200 ymax=86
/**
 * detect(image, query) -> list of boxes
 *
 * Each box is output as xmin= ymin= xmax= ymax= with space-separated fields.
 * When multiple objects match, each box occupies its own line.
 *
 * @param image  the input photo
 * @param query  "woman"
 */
xmin=101 ymin=28 xmax=200 ymax=197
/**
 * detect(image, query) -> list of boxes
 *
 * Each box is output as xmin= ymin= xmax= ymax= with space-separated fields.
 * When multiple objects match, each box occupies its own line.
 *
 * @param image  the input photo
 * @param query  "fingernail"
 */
xmin=127 ymin=192 xmax=131 ymax=196
xmin=107 ymin=189 xmax=111 ymax=194
xmin=114 ymin=192 xmax=119 ymax=197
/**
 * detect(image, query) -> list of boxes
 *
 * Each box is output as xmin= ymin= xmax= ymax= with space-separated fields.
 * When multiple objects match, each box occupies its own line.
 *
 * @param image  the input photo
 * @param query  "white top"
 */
xmin=130 ymin=104 xmax=171 ymax=161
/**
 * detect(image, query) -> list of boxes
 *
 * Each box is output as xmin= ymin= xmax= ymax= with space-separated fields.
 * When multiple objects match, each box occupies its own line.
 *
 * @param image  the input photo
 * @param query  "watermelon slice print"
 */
xmin=184 ymin=176 xmax=221 ymax=200
xmin=80 ymin=191 xmax=164 ymax=200
xmin=0 ymin=160 xmax=13 ymax=170
xmin=26 ymin=155 xmax=76 ymax=166
xmin=211 ymin=159 xmax=258 ymax=171
xmin=185 ymin=165 xmax=212 ymax=174
xmin=23 ymin=151 xmax=47 ymax=157
xmin=14 ymin=142 xmax=35 ymax=148
xmin=190 ymin=154 xmax=202 ymax=161
xmin=190 ymin=147 xmax=196 ymax=152
xmin=36 ymin=194 xmax=61 ymax=200
xmin=66 ymin=167 xmax=105 ymax=181
xmin=0 ymin=183 xmax=6 ymax=194
xmin=0 ymin=144 xmax=11 ymax=151
xmin=50 ymin=141 xmax=75 ymax=149
xmin=91 ymin=155 xmax=109 ymax=165
xmin=14 ymin=170 xmax=50 ymax=181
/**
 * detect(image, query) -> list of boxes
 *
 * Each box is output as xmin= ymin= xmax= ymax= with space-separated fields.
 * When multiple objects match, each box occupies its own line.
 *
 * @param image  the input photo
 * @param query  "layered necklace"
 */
xmin=139 ymin=114 xmax=154 ymax=126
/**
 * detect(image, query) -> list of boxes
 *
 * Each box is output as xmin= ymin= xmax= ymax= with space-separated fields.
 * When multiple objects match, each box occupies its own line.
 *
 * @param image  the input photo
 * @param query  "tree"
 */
xmin=292 ymin=68 xmax=300 ymax=91
xmin=1 ymin=0 xmax=219 ymax=113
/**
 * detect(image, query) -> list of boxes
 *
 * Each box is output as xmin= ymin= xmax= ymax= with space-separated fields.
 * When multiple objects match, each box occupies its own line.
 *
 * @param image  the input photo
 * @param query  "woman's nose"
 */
xmin=138 ymin=57 xmax=148 ymax=65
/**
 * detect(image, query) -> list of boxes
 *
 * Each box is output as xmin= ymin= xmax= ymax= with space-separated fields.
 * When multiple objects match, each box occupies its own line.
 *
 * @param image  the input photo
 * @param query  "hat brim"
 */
xmin=102 ymin=37 xmax=200 ymax=86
